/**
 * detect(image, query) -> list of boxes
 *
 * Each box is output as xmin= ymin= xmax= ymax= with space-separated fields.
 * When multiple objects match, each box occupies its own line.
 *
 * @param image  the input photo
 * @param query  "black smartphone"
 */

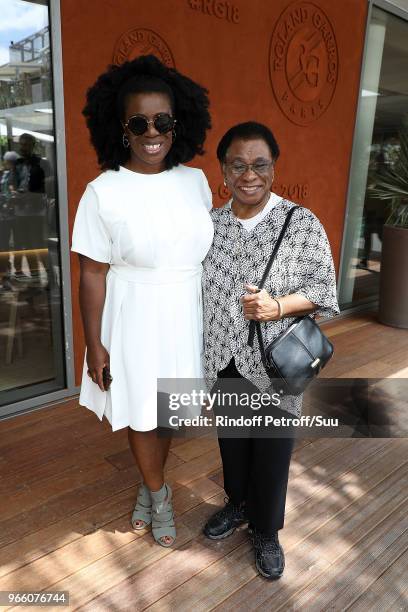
xmin=102 ymin=366 xmax=113 ymax=391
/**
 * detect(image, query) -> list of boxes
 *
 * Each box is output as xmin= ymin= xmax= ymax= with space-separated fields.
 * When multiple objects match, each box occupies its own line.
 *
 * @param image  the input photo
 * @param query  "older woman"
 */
xmin=71 ymin=55 xmax=213 ymax=548
xmin=202 ymin=122 xmax=339 ymax=579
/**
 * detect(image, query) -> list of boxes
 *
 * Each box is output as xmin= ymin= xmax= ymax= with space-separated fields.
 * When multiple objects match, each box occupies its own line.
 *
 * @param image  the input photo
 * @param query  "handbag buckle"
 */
xmin=311 ymin=357 xmax=321 ymax=369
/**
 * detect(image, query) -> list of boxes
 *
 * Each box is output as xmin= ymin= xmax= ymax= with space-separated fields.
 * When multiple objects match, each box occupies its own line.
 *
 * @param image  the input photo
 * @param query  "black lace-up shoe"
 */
xmin=203 ymin=498 xmax=248 ymax=540
xmin=251 ymin=530 xmax=285 ymax=579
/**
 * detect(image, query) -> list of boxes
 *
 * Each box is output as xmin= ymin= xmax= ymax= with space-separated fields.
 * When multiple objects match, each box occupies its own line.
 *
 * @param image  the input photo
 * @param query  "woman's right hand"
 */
xmin=86 ymin=343 xmax=110 ymax=391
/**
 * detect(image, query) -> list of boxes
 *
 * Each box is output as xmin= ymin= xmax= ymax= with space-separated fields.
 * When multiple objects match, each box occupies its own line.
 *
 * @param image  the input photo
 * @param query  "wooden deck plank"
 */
xmin=0 ymin=446 xmax=221 ymax=550
xmin=212 ymin=542 xmax=329 ymax=612
xmin=0 ymin=464 xmax=141 ymax=549
xmin=260 ymin=465 xmax=408 ymax=610
xmin=0 ymin=430 xmax=87 ymax=472
xmin=0 ymin=399 xmax=79 ymax=435
xmin=381 ymin=346 xmax=408 ymax=368
xmin=5 ymin=524 xmax=195 ymax=612
xmin=286 ymin=438 xmax=393 ymax=512
xmin=339 ymin=545 xmax=408 ymax=612
xmin=292 ymin=437 xmax=315 ymax=452
xmin=151 ymin=441 xmax=407 ymax=611
xmin=322 ymin=314 xmax=374 ymax=338
xmin=165 ymin=448 xmax=221 ymax=488
xmin=0 ymin=312 xmax=407 ymax=611
xmin=275 ymin=503 xmax=408 ymax=611
xmin=13 ymin=494 xmax=228 ymax=611
xmin=78 ymin=530 xmax=249 ymax=612
xmin=0 ymin=487 xmax=138 ymax=579
xmin=209 ymin=436 xmax=360 ymax=490
xmin=322 ymin=320 xmax=408 ymax=378
xmin=288 ymin=437 xmax=356 ymax=478
xmin=0 ymin=475 xmax=221 ymax=580
xmin=0 ymin=477 xmax=223 ymax=594
xmin=146 ymin=540 xmax=273 ymax=612
xmin=0 ymin=441 xmax=178 ymax=526
xmin=312 ymin=458 xmax=408 ymax=563
xmin=388 ymin=581 xmax=408 ymax=612
xmin=104 ymin=447 xmax=183 ymax=471
xmin=0 ymin=444 xmax=118 ymax=496
xmin=1 ymin=461 xmax=117 ymax=523
xmin=287 ymin=439 xmax=403 ymax=524
xmin=0 ymin=405 xmax=96 ymax=455
xmin=338 ymin=359 xmax=406 ymax=378
xmin=2 ymin=437 xmax=406 ymax=611
xmin=214 ymin=440 xmax=402 ymax=610
xmin=188 ymin=440 xmax=396 ymax=533
xmin=198 ymin=444 xmax=408 ymax=612
xmin=144 ymin=541 xmax=256 ymax=612
xmin=170 ymin=434 xmax=218 ymax=462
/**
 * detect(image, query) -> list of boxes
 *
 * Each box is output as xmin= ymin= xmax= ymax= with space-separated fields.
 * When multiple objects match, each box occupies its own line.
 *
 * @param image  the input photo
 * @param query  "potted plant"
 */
xmin=369 ymin=128 xmax=408 ymax=328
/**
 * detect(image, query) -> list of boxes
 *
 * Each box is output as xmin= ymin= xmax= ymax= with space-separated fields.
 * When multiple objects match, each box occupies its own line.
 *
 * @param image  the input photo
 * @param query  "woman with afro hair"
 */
xmin=71 ymin=55 xmax=213 ymax=547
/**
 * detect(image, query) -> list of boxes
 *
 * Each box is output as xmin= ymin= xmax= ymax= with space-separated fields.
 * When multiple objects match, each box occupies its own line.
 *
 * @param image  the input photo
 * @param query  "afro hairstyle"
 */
xmin=83 ymin=54 xmax=211 ymax=171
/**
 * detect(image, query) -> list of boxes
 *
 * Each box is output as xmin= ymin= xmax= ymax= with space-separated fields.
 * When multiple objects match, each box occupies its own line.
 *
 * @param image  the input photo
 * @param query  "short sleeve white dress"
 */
xmin=71 ymin=164 xmax=214 ymax=432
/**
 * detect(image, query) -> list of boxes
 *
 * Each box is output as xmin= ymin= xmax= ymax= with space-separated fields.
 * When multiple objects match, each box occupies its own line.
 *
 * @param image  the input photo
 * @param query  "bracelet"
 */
xmin=273 ymin=297 xmax=284 ymax=319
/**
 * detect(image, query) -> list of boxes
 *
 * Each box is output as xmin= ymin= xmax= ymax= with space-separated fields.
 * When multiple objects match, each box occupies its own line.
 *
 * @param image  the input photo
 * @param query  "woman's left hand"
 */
xmin=241 ymin=284 xmax=280 ymax=321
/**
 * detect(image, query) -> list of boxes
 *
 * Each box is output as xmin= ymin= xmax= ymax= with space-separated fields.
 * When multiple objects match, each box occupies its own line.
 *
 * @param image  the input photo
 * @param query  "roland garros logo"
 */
xmin=113 ymin=28 xmax=175 ymax=67
xmin=269 ymin=1 xmax=338 ymax=126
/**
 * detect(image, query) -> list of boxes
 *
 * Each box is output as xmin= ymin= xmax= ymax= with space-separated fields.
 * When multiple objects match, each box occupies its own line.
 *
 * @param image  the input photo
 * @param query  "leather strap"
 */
xmin=247 ymin=205 xmax=301 ymax=350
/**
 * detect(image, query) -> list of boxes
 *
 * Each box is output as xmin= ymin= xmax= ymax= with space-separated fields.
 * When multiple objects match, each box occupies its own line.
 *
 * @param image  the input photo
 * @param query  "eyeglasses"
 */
xmin=123 ymin=113 xmax=176 ymax=136
xmin=225 ymin=160 xmax=274 ymax=176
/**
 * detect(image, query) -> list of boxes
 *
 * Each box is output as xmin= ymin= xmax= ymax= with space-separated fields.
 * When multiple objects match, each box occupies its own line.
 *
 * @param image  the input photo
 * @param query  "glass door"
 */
xmin=338 ymin=5 xmax=408 ymax=308
xmin=0 ymin=0 xmax=68 ymax=412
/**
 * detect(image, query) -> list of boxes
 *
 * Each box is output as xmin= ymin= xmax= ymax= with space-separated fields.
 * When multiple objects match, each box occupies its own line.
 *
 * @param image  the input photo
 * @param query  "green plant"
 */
xmin=369 ymin=129 xmax=408 ymax=228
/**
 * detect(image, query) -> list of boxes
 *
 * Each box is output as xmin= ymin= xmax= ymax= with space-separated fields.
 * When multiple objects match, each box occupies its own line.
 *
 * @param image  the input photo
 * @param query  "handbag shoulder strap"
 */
xmin=248 ymin=204 xmax=301 ymax=348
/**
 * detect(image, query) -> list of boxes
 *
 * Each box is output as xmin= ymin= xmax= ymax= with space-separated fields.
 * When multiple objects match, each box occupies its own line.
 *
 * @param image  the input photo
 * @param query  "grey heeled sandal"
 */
xmin=131 ymin=483 xmax=152 ymax=530
xmin=151 ymin=483 xmax=176 ymax=547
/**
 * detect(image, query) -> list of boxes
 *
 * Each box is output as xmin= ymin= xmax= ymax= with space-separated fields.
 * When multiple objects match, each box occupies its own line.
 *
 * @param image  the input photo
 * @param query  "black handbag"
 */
xmin=247 ymin=206 xmax=334 ymax=396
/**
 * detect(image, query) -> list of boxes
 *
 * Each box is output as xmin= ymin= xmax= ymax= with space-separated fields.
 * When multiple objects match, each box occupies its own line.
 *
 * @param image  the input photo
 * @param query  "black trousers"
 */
xmin=214 ymin=358 xmax=294 ymax=536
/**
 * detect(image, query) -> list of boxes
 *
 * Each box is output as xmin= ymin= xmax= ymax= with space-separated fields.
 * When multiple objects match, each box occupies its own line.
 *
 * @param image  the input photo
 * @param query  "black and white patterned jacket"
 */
xmin=202 ymin=197 xmax=340 ymax=416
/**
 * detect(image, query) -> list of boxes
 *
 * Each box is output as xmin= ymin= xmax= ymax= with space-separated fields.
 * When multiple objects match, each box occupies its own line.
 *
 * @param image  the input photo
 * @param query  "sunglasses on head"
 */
xmin=123 ymin=113 xmax=176 ymax=136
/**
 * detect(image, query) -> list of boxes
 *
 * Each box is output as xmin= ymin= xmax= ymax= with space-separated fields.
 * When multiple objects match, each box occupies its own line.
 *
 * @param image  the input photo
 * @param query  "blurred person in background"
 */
xmin=14 ymin=133 xmax=50 ymax=283
xmin=0 ymin=150 xmax=18 ymax=292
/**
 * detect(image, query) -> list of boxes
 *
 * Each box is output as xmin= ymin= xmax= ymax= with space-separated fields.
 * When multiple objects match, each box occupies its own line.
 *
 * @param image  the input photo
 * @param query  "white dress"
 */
xmin=71 ymin=164 xmax=214 ymax=431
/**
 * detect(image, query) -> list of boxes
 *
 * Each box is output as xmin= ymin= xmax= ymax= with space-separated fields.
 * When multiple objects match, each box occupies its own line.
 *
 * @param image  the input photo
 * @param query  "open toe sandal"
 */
xmin=152 ymin=483 xmax=176 ymax=547
xmin=131 ymin=483 xmax=152 ymax=530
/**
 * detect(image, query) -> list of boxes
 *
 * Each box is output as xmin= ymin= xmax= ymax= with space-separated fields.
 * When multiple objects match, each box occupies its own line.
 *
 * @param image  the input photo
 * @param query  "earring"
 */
xmin=223 ymin=177 xmax=227 ymax=187
xmin=172 ymin=128 xmax=177 ymax=141
xmin=122 ymin=134 xmax=130 ymax=148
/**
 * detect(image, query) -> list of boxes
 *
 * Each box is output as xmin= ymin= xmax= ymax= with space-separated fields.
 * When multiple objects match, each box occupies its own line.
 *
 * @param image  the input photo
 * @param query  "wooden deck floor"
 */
xmin=0 ymin=312 xmax=407 ymax=611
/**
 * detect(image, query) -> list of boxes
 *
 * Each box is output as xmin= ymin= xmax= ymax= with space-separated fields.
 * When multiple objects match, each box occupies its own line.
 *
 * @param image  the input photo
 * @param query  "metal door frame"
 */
xmin=337 ymin=0 xmax=408 ymax=311
xmin=0 ymin=0 xmax=78 ymax=421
